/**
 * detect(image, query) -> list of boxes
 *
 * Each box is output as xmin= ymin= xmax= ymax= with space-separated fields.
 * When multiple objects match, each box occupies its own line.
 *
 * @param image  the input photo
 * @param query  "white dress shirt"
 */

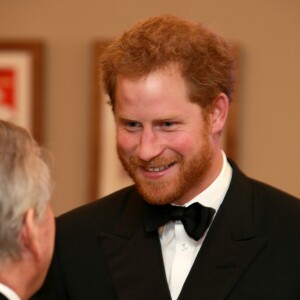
xmin=159 ymin=152 xmax=232 ymax=300
xmin=0 ymin=283 xmax=20 ymax=300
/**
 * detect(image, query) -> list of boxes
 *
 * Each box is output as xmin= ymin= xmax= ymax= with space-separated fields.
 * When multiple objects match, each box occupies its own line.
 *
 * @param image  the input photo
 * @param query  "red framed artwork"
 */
xmin=90 ymin=41 xmax=240 ymax=201
xmin=0 ymin=42 xmax=44 ymax=143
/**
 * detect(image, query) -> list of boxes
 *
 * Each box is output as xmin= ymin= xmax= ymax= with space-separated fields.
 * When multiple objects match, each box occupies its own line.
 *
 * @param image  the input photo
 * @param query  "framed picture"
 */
xmin=90 ymin=41 xmax=240 ymax=201
xmin=0 ymin=41 xmax=44 ymax=143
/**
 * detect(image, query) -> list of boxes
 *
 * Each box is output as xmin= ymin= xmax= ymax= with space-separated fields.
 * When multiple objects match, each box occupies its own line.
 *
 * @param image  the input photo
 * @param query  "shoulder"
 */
xmin=249 ymin=177 xmax=299 ymax=204
xmin=56 ymin=185 xmax=141 ymax=232
xmin=249 ymin=178 xmax=300 ymax=226
xmin=230 ymin=159 xmax=299 ymax=203
xmin=230 ymin=159 xmax=300 ymax=226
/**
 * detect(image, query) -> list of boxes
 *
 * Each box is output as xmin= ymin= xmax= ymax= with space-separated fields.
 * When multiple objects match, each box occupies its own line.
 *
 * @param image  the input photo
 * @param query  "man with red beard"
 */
xmin=33 ymin=15 xmax=300 ymax=300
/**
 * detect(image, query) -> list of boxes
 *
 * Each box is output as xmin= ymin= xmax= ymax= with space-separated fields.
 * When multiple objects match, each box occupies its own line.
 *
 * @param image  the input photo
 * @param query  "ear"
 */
xmin=19 ymin=209 xmax=40 ymax=259
xmin=209 ymin=93 xmax=230 ymax=134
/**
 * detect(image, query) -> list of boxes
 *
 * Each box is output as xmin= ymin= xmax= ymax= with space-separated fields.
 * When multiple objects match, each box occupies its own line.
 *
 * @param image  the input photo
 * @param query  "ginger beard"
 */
xmin=117 ymin=124 xmax=213 ymax=206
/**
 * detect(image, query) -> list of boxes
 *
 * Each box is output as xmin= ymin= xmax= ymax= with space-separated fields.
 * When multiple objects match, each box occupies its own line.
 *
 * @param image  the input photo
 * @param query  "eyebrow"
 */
xmin=116 ymin=115 xmax=182 ymax=122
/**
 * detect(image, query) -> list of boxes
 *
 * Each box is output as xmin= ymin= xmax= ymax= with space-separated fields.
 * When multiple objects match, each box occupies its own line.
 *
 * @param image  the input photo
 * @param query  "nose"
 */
xmin=138 ymin=127 xmax=163 ymax=161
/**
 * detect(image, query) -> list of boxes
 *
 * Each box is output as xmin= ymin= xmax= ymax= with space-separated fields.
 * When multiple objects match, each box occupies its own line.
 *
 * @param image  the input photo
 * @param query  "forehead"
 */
xmin=114 ymin=67 xmax=203 ymax=121
xmin=115 ymin=66 xmax=188 ymax=103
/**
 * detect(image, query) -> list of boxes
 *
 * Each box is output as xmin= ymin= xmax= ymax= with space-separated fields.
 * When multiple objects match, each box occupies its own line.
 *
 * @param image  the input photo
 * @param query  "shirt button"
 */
xmin=181 ymin=242 xmax=188 ymax=251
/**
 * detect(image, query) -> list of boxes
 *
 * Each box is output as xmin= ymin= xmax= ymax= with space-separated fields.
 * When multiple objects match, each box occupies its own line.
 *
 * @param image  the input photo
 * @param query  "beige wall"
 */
xmin=0 ymin=0 xmax=299 ymax=215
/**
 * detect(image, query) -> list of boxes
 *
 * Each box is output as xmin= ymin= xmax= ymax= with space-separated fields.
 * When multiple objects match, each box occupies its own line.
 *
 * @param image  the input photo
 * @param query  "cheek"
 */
xmin=117 ymin=132 xmax=137 ymax=154
xmin=166 ymin=133 xmax=199 ymax=156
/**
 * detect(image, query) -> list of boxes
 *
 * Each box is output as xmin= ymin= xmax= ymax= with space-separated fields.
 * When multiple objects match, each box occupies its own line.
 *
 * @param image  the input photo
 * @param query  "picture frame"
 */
xmin=0 ymin=41 xmax=44 ymax=143
xmin=90 ymin=40 xmax=240 ymax=201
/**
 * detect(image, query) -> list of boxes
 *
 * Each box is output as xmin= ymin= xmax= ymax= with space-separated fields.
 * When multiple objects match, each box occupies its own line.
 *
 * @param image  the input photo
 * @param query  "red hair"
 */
xmin=101 ymin=15 xmax=237 ymax=108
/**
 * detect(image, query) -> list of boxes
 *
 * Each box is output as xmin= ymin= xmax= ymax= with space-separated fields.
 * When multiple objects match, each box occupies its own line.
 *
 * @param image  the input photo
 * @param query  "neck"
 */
xmin=0 ymin=260 xmax=34 ymax=300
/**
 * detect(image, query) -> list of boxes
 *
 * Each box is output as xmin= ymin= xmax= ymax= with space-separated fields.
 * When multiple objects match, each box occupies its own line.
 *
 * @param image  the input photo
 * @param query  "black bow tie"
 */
xmin=143 ymin=202 xmax=216 ymax=241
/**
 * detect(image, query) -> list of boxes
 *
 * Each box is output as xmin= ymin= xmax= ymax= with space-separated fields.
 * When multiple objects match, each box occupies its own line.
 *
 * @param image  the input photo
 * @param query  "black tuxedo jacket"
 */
xmin=32 ymin=162 xmax=300 ymax=300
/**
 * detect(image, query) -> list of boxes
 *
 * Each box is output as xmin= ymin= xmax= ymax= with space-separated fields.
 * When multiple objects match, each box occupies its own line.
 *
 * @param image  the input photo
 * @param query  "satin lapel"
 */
xmin=179 ymin=163 xmax=268 ymax=300
xmin=98 ymin=195 xmax=171 ymax=300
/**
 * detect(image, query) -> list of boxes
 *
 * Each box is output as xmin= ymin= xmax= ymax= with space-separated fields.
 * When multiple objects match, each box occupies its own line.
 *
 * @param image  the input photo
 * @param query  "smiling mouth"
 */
xmin=144 ymin=162 xmax=175 ymax=172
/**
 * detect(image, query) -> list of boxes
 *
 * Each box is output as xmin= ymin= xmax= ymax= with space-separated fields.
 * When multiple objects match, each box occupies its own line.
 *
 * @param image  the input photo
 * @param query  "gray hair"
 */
xmin=0 ymin=120 xmax=53 ymax=263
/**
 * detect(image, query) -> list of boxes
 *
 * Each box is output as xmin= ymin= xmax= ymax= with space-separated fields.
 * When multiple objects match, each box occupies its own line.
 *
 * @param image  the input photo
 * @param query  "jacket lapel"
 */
xmin=98 ymin=163 xmax=268 ymax=300
xmin=98 ymin=193 xmax=171 ymax=300
xmin=179 ymin=163 xmax=267 ymax=300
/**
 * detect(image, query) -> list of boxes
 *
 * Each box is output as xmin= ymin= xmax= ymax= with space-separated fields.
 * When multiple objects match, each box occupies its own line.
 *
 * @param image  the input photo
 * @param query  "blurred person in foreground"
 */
xmin=0 ymin=120 xmax=55 ymax=300
xmin=34 ymin=15 xmax=300 ymax=300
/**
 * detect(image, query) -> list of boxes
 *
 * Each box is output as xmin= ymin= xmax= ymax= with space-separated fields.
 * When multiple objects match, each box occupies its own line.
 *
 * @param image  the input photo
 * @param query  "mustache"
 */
xmin=129 ymin=154 xmax=182 ymax=168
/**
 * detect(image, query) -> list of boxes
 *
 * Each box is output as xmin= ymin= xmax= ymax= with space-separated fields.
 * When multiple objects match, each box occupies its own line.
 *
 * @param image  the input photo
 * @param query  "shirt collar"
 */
xmin=159 ymin=151 xmax=232 ymax=238
xmin=0 ymin=283 xmax=21 ymax=300
xmin=181 ymin=150 xmax=232 ymax=213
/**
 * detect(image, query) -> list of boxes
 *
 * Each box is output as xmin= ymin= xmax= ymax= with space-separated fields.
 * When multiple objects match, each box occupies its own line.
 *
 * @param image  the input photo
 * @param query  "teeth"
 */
xmin=147 ymin=164 xmax=170 ymax=172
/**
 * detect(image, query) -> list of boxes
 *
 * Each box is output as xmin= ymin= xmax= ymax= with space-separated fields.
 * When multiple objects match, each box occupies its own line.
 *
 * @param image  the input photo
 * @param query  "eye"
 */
xmin=156 ymin=121 xmax=178 ymax=131
xmin=124 ymin=121 xmax=142 ymax=132
xmin=163 ymin=121 xmax=174 ymax=127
